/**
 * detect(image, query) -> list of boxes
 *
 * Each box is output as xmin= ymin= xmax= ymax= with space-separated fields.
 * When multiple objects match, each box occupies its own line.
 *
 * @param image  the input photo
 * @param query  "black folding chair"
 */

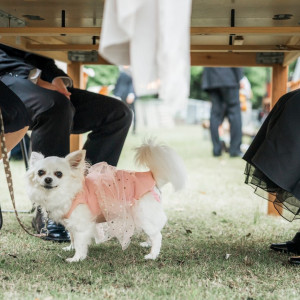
xmin=20 ymin=136 xmax=29 ymax=170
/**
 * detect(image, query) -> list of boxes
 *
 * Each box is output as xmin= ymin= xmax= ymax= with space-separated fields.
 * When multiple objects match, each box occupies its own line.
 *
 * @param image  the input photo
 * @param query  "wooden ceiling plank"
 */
xmin=0 ymin=36 xmax=29 ymax=49
xmin=1 ymin=26 xmax=300 ymax=37
xmin=0 ymin=38 xmax=68 ymax=61
xmin=191 ymin=52 xmax=272 ymax=67
xmin=191 ymin=27 xmax=300 ymax=35
xmin=27 ymin=36 xmax=67 ymax=45
xmin=191 ymin=45 xmax=300 ymax=52
xmin=81 ymin=55 xmax=111 ymax=65
xmin=36 ymin=51 xmax=68 ymax=62
xmin=0 ymin=27 xmax=101 ymax=36
xmin=25 ymin=44 xmax=300 ymax=53
xmin=283 ymin=36 xmax=300 ymax=66
xmin=26 ymin=43 xmax=99 ymax=51
xmin=286 ymin=36 xmax=300 ymax=46
xmin=283 ymin=52 xmax=300 ymax=66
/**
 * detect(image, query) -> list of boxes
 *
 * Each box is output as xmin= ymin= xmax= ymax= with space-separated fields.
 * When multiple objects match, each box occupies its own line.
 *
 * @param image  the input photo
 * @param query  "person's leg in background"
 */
xmin=223 ymin=87 xmax=242 ymax=157
xmin=209 ymin=90 xmax=224 ymax=157
xmin=129 ymin=102 xmax=136 ymax=134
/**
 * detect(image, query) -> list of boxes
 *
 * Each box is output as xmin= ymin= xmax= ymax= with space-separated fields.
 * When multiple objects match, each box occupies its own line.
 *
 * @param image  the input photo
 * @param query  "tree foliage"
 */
xmin=84 ymin=65 xmax=119 ymax=89
xmin=189 ymin=66 xmax=209 ymax=101
xmin=243 ymin=67 xmax=270 ymax=108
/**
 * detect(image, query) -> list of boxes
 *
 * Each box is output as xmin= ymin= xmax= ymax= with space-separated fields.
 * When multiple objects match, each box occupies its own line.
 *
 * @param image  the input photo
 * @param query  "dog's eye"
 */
xmin=38 ymin=170 xmax=45 ymax=177
xmin=54 ymin=171 xmax=63 ymax=178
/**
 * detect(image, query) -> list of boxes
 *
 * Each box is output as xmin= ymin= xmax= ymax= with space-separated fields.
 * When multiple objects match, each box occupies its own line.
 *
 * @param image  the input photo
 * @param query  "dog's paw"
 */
xmin=66 ymin=257 xmax=78 ymax=263
xmin=63 ymin=245 xmax=74 ymax=252
xmin=66 ymin=256 xmax=86 ymax=263
xmin=140 ymin=242 xmax=151 ymax=248
xmin=144 ymin=253 xmax=158 ymax=260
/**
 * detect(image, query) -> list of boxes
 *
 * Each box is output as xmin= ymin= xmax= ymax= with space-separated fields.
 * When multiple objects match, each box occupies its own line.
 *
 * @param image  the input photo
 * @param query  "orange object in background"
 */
xmin=82 ymin=72 xmax=89 ymax=90
xmin=239 ymin=93 xmax=247 ymax=111
xmin=99 ymin=86 xmax=108 ymax=95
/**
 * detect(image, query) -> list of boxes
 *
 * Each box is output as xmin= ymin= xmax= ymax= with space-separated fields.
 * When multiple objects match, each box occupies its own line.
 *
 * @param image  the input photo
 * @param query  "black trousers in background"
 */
xmin=208 ymin=87 xmax=242 ymax=156
xmin=1 ymin=75 xmax=132 ymax=166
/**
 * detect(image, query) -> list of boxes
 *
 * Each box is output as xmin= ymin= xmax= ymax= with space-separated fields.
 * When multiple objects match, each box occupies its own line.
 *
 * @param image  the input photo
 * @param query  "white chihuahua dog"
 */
xmin=26 ymin=140 xmax=187 ymax=262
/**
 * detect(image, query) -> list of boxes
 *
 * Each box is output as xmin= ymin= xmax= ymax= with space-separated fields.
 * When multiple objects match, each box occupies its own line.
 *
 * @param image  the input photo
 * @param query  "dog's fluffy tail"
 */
xmin=134 ymin=138 xmax=187 ymax=191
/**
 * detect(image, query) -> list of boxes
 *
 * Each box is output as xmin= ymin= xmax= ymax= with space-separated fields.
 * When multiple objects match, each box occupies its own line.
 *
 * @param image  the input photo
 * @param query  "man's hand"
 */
xmin=52 ymin=77 xmax=71 ymax=100
xmin=36 ymin=78 xmax=71 ymax=100
xmin=126 ymin=93 xmax=135 ymax=104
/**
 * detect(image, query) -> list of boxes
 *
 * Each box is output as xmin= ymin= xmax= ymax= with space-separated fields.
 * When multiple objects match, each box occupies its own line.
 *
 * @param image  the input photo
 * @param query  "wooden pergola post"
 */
xmin=67 ymin=61 xmax=84 ymax=152
xmin=268 ymin=64 xmax=288 ymax=216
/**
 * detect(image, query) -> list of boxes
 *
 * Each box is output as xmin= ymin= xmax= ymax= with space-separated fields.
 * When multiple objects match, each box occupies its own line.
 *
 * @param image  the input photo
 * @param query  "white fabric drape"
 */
xmin=99 ymin=0 xmax=192 ymax=116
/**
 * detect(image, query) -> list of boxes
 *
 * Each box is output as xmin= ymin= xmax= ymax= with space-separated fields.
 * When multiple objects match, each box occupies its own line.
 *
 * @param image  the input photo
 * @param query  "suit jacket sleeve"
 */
xmin=232 ymin=68 xmax=244 ymax=83
xmin=0 ymin=44 xmax=69 ymax=83
xmin=24 ymin=52 xmax=69 ymax=83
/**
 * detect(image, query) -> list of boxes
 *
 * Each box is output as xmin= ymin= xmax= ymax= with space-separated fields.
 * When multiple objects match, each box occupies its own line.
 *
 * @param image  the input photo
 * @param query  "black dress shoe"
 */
xmin=270 ymin=232 xmax=300 ymax=255
xmin=230 ymin=151 xmax=243 ymax=158
xmin=32 ymin=208 xmax=70 ymax=243
xmin=289 ymin=256 xmax=300 ymax=265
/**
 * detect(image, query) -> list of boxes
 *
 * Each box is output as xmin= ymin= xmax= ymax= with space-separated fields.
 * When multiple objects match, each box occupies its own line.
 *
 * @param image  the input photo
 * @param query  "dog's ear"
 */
xmin=65 ymin=150 xmax=86 ymax=169
xmin=29 ymin=152 xmax=44 ymax=167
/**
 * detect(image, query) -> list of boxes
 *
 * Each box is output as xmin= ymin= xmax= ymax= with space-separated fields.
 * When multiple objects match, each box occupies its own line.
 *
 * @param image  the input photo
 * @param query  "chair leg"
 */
xmin=20 ymin=137 xmax=29 ymax=170
xmin=0 ymin=206 xmax=2 ymax=230
xmin=20 ymin=136 xmax=35 ymax=212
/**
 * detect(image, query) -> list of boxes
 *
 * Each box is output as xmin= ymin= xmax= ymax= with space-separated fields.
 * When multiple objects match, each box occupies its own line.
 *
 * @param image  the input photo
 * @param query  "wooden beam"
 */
xmin=1 ymin=26 xmax=300 ymax=37
xmin=67 ymin=61 xmax=83 ymax=89
xmin=35 ymin=51 xmax=68 ymax=62
xmin=67 ymin=62 xmax=84 ymax=152
xmin=267 ymin=64 xmax=288 ymax=216
xmin=271 ymin=64 xmax=288 ymax=107
xmin=284 ymin=52 xmax=300 ymax=66
xmin=27 ymin=36 xmax=67 ymax=45
xmin=283 ymin=37 xmax=300 ymax=66
xmin=26 ymin=43 xmax=99 ymax=51
xmin=0 ymin=27 xmax=100 ymax=36
xmin=0 ymin=35 xmax=66 ymax=47
xmin=191 ymin=52 xmax=272 ymax=67
xmin=191 ymin=45 xmax=300 ymax=52
xmin=80 ymin=55 xmax=111 ymax=65
xmin=28 ymin=43 xmax=300 ymax=53
xmin=190 ymin=27 xmax=300 ymax=36
xmin=0 ymin=38 xmax=69 ymax=62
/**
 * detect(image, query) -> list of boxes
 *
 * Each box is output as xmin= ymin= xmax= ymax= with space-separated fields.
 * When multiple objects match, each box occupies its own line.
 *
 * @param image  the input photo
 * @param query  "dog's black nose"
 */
xmin=44 ymin=177 xmax=53 ymax=184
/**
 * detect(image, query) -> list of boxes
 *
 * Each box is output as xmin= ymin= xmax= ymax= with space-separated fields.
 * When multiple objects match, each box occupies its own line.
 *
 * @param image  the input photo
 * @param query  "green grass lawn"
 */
xmin=0 ymin=125 xmax=300 ymax=300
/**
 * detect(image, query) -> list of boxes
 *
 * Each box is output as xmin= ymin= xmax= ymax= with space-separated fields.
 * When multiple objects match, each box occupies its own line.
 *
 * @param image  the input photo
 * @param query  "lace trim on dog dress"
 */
xmin=70 ymin=162 xmax=158 ymax=249
xmin=244 ymin=162 xmax=300 ymax=221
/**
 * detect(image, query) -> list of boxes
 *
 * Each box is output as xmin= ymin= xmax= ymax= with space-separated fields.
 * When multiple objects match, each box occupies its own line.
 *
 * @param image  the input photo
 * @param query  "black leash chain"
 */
xmin=0 ymin=108 xmax=46 ymax=238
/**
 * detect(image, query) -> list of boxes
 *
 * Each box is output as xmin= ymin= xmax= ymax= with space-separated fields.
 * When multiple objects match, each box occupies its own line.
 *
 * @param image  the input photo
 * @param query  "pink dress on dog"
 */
xmin=64 ymin=162 xmax=159 ymax=249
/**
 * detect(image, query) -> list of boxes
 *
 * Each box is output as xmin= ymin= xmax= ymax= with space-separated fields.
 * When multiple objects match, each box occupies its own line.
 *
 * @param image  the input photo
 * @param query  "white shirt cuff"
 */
xmin=55 ymin=76 xmax=73 ymax=88
xmin=28 ymin=68 xmax=42 ymax=84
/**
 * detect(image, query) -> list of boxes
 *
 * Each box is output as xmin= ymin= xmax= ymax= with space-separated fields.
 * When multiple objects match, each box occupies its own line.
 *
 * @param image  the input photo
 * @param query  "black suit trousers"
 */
xmin=208 ymin=87 xmax=242 ymax=156
xmin=1 ymin=74 xmax=132 ymax=166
